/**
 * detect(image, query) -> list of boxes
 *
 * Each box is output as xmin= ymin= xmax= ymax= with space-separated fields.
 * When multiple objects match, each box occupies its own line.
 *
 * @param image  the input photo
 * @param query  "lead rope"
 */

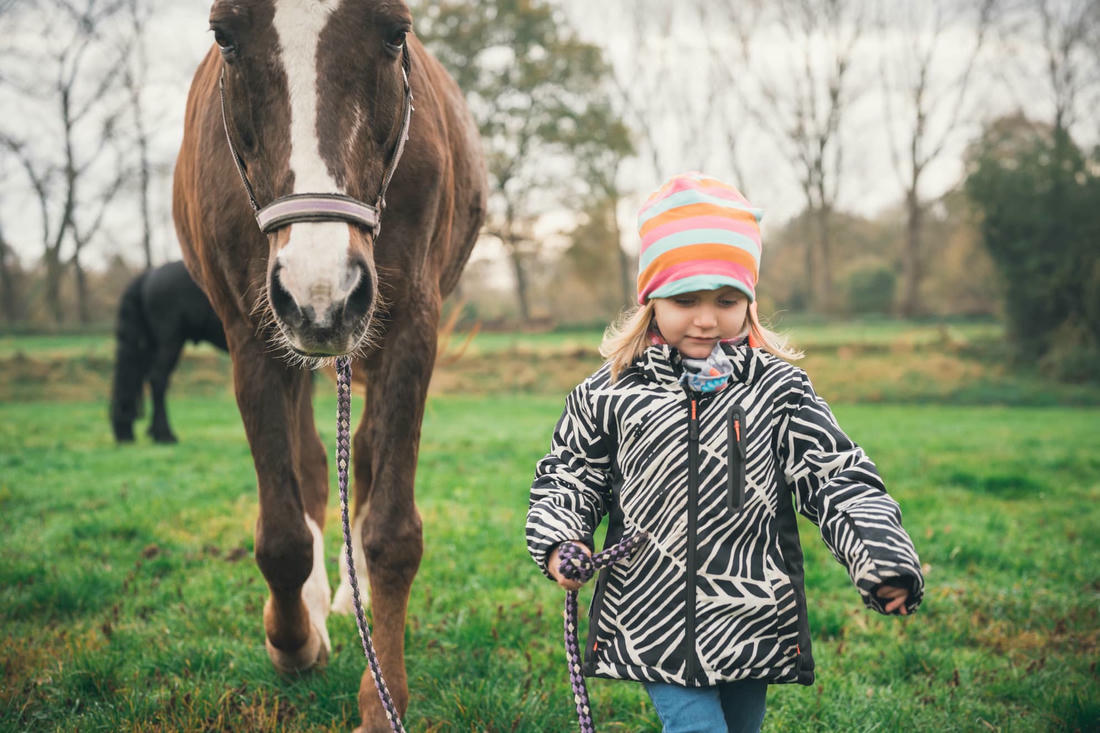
xmin=336 ymin=356 xmax=406 ymax=733
xmin=558 ymin=533 xmax=648 ymax=733
xmin=337 ymin=354 xmax=646 ymax=733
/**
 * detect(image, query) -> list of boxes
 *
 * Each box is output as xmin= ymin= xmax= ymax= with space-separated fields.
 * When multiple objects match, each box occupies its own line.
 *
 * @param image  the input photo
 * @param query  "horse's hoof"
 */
xmin=265 ymin=623 xmax=328 ymax=675
xmin=352 ymin=724 xmax=395 ymax=733
xmin=153 ymin=434 xmax=178 ymax=444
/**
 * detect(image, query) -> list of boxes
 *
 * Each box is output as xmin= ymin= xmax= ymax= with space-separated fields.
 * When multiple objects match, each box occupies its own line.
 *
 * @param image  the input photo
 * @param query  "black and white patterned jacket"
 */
xmin=526 ymin=342 xmax=924 ymax=687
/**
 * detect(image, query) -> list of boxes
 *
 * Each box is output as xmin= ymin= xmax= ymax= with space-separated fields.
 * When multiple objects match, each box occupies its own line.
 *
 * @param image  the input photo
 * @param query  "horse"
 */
xmin=109 ymin=260 xmax=228 ymax=444
xmin=171 ymin=2 xmax=486 ymax=730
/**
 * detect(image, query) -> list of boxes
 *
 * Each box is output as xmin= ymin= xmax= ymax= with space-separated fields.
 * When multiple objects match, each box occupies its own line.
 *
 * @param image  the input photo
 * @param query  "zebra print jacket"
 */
xmin=526 ymin=342 xmax=923 ymax=687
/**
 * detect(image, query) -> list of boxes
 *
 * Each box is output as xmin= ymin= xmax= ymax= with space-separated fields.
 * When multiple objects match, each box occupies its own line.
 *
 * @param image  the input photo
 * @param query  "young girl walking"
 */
xmin=526 ymin=173 xmax=924 ymax=733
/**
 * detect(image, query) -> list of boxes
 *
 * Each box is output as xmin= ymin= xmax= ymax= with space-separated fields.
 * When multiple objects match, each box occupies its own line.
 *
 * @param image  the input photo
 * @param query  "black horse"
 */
xmin=109 ymin=261 xmax=227 ymax=443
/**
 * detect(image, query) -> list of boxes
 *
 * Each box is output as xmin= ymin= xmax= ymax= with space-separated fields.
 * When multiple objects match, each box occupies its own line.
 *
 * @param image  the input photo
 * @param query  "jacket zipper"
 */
xmin=727 ymin=404 xmax=746 ymax=512
xmin=684 ymin=393 xmax=700 ymax=683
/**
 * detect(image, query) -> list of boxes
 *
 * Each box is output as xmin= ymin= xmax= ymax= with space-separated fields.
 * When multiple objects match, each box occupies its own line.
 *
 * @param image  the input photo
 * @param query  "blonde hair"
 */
xmin=600 ymin=300 xmax=804 ymax=382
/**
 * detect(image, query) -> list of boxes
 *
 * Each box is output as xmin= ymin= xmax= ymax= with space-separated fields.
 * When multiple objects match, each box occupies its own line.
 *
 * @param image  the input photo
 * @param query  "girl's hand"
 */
xmin=875 ymin=584 xmax=910 ymax=615
xmin=548 ymin=542 xmax=591 ymax=591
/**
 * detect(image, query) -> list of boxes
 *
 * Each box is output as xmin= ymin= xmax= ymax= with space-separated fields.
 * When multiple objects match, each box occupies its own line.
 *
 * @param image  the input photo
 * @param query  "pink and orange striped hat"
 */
xmin=636 ymin=172 xmax=763 ymax=304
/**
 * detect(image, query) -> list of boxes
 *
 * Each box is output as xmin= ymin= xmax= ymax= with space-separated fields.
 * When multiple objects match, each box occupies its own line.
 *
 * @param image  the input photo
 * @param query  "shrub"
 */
xmin=846 ymin=264 xmax=897 ymax=315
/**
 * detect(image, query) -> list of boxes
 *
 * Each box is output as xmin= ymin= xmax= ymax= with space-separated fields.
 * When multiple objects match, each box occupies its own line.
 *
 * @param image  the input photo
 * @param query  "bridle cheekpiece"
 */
xmin=218 ymin=45 xmax=413 ymax=237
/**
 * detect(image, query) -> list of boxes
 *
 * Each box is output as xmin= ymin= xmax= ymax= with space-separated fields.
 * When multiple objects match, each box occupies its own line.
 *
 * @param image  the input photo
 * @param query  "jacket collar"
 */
xmin=634 ymin=340 xmax=764 ymax=388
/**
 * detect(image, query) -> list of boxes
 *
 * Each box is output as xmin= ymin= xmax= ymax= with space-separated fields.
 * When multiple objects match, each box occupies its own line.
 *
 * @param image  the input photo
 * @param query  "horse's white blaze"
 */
xmin=272 ymin=1 xmax=355 ymax=324
xmin=332 ymin=502 xmax=369 ymax=615
xmin=346 ymin=102 xmax=366 ymax=166
xmin=302 ymin=514 xmax=332 ymax=652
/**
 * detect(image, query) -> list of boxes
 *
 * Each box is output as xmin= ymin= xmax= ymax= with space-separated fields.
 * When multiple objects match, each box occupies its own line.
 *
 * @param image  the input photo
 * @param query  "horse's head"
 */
xmin=209 ymin=0 xmax=413 ymax=358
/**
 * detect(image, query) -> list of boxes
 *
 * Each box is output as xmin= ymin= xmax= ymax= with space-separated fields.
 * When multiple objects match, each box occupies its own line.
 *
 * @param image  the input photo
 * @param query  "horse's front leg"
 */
xmin=231 ymin=338 xmax=330 ymax=674
xmin=348 ymin=301 xmax=438 ymax=732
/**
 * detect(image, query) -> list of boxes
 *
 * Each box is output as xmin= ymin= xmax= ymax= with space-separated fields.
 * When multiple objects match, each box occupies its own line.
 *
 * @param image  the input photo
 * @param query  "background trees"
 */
xmin=965 ymin=117 xmax=1100 ymax=378
xmin=411 ymin=0 xmax=630 ymax=321
xmin=0 ymin=0 xmax=1097 ymax=383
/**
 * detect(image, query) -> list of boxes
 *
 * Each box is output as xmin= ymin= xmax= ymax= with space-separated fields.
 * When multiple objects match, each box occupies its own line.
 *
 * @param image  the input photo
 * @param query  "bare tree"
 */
xmin=0 ymin=131 xmax=69 ymax=324
xmin=567 ymin=102 xmax=635 ymax=308
xmin=0 ymin=0 xmax=128 ymax=324
xmin=415 ymin=0 xmax=623 ymax=323
xmin=0 ymin=218 xmax=20 ymax=324
xmin=122 ymin=0 xmax=154 ymax=269
xmin=696 ymin=0 xmax=769 ymax=198
xmin=879 ymin=0 xmax=997 ymax=317
xmin=1035 ymin=0 xmax=1097 ymax=134
xmin=721 ymin=0 xmax=868 ymax=313
xmin=584 ymin=0 xmax=674 ymax=183
xmin=562 ymin=0 xmax=757 ymax=309
xmin=69 ymin=128 xmax=128 ymax=323
xmin=995 ymin=0 xmax=1099 ymax=137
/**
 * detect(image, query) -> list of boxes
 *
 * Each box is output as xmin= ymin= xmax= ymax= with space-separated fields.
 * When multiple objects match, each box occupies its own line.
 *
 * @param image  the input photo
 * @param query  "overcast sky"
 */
xmin=1 ymin=0 xmax=1094 ymax=272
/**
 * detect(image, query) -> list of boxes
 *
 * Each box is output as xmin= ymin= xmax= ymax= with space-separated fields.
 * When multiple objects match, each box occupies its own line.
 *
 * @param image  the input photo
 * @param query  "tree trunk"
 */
xmin=0 ymin=227 xmax=20 ymax=324
xmin=610 ymin=197 xmax=634 ymax=309
xmin=817 ymin=206 xmax=833 ymax=313
xmin=73 ymin=251 xmax=90 ymax=324
xmin=45 ymin=248 xmax=65 ymax=324
xmin=138 ymin=144 xmax=153 ymax=269
xmin=899 ymin=189 xmax=924 ymax=318
xmin=805 ymin=206 xmax=836 ymax=313
xmin=509 ymin=239 xmax=531 ymax=323
xmin=802 ymin=213 xmax=816 ymax=311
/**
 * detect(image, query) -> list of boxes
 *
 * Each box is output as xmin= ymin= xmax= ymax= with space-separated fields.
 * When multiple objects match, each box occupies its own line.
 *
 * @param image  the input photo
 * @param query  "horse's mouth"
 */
xmin=271 ymin=314 xmax=373 ymax=365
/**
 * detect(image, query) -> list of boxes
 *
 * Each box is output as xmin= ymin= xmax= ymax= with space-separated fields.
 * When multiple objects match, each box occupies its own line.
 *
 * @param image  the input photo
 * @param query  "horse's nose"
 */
xmin=269 ymin=259 xmax=373 ymax=353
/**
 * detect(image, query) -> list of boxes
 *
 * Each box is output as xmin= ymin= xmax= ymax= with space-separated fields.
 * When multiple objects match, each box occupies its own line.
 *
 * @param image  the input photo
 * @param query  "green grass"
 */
xmin=1 ymin=388 xmax=1098 ymax=732
xmin=8 ymin=321 xmax=1096 ymax=409
xmin=0 ymin=317 xmax=1002 ymax=358
xmin=452 ymin=317 xmax=1004 ymax=355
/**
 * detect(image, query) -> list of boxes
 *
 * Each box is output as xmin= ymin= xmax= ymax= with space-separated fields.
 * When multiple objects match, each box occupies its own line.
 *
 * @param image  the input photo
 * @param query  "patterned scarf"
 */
xmin=678 ymin=342 xmax=735 ymax=393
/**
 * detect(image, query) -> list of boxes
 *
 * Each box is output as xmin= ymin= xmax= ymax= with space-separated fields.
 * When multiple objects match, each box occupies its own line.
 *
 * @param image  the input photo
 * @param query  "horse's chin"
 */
xmin=272 ymin=319 xmax=372 ymax=369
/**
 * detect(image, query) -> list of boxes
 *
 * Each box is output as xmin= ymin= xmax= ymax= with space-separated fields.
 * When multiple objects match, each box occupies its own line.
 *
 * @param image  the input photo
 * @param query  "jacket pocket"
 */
xmin=764 ymin=565 xmax=803 ymax=671
xmin=726 ymin=404 xmax=747 ymax=512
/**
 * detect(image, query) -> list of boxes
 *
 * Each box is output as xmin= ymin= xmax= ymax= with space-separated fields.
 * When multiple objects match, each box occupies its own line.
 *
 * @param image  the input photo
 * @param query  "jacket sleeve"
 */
xmin=776 ymin=369 xmax=924 ymax=614
xmin=526 ymin=380 xmax=613 ymax=579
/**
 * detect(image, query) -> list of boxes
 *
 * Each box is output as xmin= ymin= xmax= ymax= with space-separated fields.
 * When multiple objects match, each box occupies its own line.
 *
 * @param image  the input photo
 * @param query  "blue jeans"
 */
xmin=643 ymin=679 xmax=768 ymax=733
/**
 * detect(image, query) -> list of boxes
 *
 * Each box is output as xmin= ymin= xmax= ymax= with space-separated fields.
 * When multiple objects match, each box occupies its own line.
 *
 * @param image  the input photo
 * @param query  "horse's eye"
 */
xmin=212 ymin=26 xmax=237 ymax=56
xmin=385 ymin=29 xmax=407 ymax=54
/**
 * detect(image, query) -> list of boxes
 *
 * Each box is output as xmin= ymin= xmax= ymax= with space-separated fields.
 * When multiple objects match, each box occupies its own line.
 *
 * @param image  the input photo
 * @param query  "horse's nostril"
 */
xmin=269 ymin=264 xmax=304 ymax=328
xmin=343 ymin=263 xmax=373 ymax=322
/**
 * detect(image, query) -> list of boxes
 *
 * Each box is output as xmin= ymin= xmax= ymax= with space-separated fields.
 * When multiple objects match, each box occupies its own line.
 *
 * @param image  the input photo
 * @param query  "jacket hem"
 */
xmin=585 ymin=660 xmax=812 ymax=687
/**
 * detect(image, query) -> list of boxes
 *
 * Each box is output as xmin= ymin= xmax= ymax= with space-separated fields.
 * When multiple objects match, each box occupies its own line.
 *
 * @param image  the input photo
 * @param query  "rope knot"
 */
xmin=558 ymin=541 xmax=596 ymax=583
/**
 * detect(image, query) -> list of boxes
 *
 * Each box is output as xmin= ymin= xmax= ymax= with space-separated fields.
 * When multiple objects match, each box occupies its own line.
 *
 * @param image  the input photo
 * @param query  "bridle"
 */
xmin=218 ymin=44 xmax=413 ymax=236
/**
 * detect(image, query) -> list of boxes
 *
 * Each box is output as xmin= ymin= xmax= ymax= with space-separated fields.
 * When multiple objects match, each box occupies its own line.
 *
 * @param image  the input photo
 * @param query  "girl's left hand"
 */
xmin=875 ymin=584 xmax=910 ymax=615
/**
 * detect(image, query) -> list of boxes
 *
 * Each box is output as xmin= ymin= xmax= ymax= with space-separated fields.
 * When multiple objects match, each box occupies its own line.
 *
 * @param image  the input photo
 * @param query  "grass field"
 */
xmin=1 ymin=326 xmax=1098 ymax=732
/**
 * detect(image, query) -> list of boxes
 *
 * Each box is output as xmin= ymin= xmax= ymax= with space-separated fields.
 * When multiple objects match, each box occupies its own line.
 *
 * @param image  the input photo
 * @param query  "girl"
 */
xmin=526 ymin=173 xmax=923 ymax=733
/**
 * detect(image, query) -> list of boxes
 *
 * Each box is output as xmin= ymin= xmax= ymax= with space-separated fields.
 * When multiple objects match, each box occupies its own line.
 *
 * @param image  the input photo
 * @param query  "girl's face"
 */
xmin=652 ymin=287 xmax=749 ymax=359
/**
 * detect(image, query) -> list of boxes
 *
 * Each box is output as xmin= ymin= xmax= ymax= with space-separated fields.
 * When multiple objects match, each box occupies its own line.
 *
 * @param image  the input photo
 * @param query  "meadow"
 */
xmin=1 ymin=324 xmax=1098 ymax=732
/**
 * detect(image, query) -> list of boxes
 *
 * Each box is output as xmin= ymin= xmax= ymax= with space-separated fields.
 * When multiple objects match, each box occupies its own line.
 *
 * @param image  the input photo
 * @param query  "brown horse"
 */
xmin=172 ymin=1 xmax=485 ymax=729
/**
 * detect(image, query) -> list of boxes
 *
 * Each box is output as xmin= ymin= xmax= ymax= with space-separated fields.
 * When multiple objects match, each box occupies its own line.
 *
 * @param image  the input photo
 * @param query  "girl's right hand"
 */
xmin=548 ymin=542 xmax=592 ymax=591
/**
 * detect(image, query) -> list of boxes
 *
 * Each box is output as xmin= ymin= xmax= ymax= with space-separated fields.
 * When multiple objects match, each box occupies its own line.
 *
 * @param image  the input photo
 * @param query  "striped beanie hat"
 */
xmin=636 ymin=172 xmax=763 ymax=304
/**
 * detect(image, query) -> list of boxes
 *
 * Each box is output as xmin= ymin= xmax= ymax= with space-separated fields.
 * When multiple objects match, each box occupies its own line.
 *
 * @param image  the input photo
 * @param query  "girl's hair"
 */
xmin=599 ymin=300 xmax=804 ymax=382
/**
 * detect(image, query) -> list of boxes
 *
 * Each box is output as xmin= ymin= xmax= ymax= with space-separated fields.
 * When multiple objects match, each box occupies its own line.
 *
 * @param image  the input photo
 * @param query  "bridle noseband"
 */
xmin=219 ymin=45 xmax=413 ymax=236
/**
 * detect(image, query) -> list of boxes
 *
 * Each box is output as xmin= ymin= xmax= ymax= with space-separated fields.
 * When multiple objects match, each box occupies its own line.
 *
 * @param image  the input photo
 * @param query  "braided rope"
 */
xmin=336 ymin=356 xmax=406 ymax=733
xmin=558 ymin=533 xmax=648 ymax=733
